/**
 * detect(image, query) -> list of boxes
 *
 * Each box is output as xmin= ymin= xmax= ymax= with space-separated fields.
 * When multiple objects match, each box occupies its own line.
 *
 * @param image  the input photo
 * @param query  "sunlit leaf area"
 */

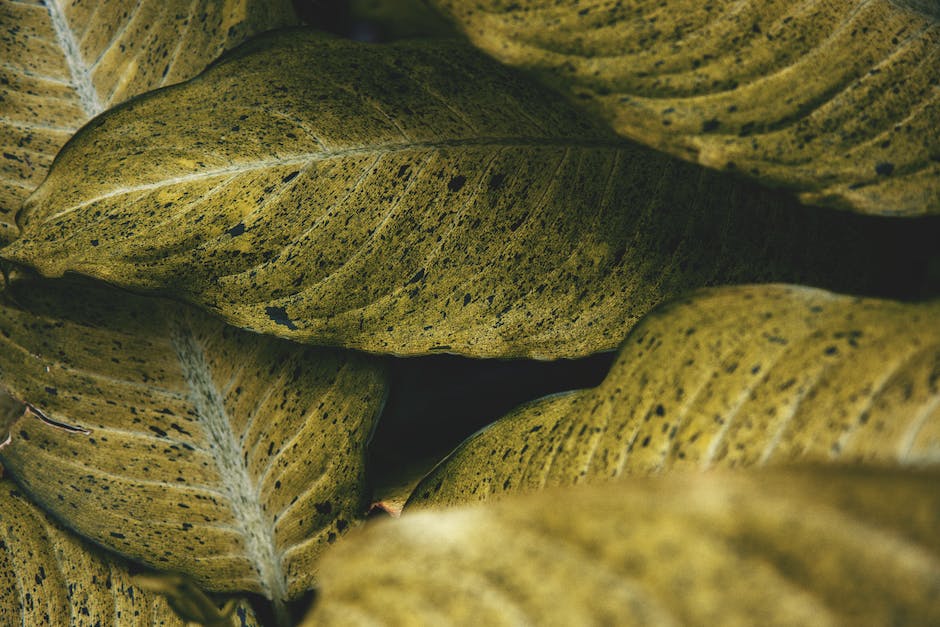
xmin=1 ymin=1 xmax=938 ymax=625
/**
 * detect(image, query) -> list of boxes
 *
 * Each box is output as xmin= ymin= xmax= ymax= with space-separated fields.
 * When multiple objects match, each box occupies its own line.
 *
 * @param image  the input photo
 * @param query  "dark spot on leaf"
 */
xmin=875 ymin=162 xmax=895 ymax=176
xmin=406 ymin=268 xmax=425 ymax=285
xmin=655 ymin=404 xmax=665 ymax=417
xmin=266 ymin=306 xmax=298 ymax=330
xmin=227 ymin=222 xmax=246 ymax=237
xmin=447 ymin=175 xmax=466 ymax=192
xmin=90 ymin=239 xmax=99 ymax=246
xmin=149 ymin=425 xmax=167 ymax=437
xmin=110 ymin=532 xmax=125 ymax=539
xmin=282 ymin=171 xmax=300 ymax=183
xmin=315 ymin=501 xmax=333 ymax=514
xmin=463 ymin=293 xmax=472 ymax=306
xmin=488 ymin=173 xmax=505 ymax=190
xmin=44 ymin=387 xmax=57 ymax=396
xmin=702 ymin=118 xmax=720 ymax=132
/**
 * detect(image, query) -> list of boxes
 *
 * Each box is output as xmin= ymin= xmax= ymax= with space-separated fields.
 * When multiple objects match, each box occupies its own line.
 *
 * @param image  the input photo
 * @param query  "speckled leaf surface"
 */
xmin=306 ymin=467 xmax=940 ymax=626
xmin=0 ymin=478 xmax=262 ymax=626
xmin=433 ymin=0 xmax=940 ymax=216
xmin=5 ymin=30 xmax=935 ymax=359
xmin=0 ymin=0 xmax=297 ymax=244
xmin=0 ymin=277 xmax=387 ymax=606
xmin=410 ymin=285 xmax=940 ymax=507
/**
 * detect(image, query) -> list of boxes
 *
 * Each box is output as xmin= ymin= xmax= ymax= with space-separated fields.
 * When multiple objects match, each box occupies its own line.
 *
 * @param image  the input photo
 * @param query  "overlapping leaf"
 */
xmin=410 ymin=285 xmax=940 ymax=507
xmin=5 ymin=31 xmax=935 ymax=359
xmin=0 ymin=478 xmax=261 ymax=626
xmin=433 ymin=0 xmax=940 ymax=215
xmin=306 ymin=467 xmax=940 ymax=626
xmin=0 ymin=0 xmax=296 ymax=243
xmin=0 ymin=277 xmax=387 ymax=607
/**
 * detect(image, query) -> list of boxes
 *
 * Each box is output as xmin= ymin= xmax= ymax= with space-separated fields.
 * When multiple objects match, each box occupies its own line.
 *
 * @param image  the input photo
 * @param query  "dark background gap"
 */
xmin=368 ymin=352 xmax=617 ymax=493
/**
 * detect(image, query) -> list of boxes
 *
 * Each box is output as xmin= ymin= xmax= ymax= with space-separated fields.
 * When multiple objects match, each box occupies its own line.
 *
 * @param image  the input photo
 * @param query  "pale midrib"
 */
xmin=169 ymin=316 xmax=287 ymax=604
xmin=46 ymin=0 xmax=103 ymax=117
xmin=43 ymin=136 xmax=626 ymax=222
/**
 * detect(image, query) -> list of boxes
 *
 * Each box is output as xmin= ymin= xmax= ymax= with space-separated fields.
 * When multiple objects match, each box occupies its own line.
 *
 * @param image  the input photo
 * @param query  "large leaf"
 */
xmin=0 ymin=277 xmax=386 ymax=609
xmin=410 ymin=285 xmax=940 ymax=507
xmin=0 ymin=0 xmax=297 ymax=243
xmin=305 ymin=467 xmax=940 ymax=625
xmin=0 ymin=478 xmax=261 ymax=626
xmin=5 ymin=30 xmax=936 ymax=359
xmin=433 ymin=0 xmax=940 ymax=216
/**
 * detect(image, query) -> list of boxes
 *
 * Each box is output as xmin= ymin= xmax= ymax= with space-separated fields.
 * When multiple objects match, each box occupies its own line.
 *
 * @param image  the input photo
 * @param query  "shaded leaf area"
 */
xmin=0 ymin=276 xmax=386 ymax=606
xmin=0 ymin=0 xmax=297 ymax=244
xmin=6 ymin=31 xmax=940 ymax=359
xmin=294 ymin=0 xmax=456 ymax=41
xmin=0 ymin=478 xmax=262 ymax=626
xmin=307 ymin=467 xmax=940 ymax=626
xmin=434 ymin=0 xmax=940 ymax=215
xmin=410 ymin=285 xmax=940 ymax=507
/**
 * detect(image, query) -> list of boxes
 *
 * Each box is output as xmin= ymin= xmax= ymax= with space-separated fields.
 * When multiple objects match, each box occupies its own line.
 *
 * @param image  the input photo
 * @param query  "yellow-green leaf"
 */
xmin=433 ymin=0 xmax=940 ymax=215
xmin=0 ymin=478 xmax=261 ymax=626
xmin=0 ymin=0 xmax=297 ymax=244
xmin=410 ymin=285 xmax=940 ymax=507
xmin=305 ymin=467 xmax=940 ymax=626
xmin=0 ymin=277 xmax=386 ymax=608
xmin=4 ymin=30 xmax=933 ymax=359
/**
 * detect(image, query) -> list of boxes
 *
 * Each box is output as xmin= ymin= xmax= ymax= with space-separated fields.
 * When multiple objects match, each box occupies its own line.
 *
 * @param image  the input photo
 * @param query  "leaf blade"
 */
xmin=305 ymin=467 xmax=940 ymax=626
xmin=0 ymin=0 xmax=297 ymax=242
xmin=433 ymin=0 xmax=940 ymax=215
xmin=5 ymin=31 xmax=936 ymax=358
xmin=410 ymin=284 xmax=940 ymax=507
xmin=0 ymin=277 xmax=387 ymax=602
xmin=0 ymin=478 xmax=263 ymax=626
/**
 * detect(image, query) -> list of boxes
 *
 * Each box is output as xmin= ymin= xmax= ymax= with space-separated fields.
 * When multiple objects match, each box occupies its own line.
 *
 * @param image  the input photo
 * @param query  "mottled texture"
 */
xmin=0 ymin=0 xmax=297 ymax=244
xmin=0 ymin=277 xmax=386 ymax=603
xmin=411 ymin=285 xmax=940 ymax=507
xmin=434 ymin=0 xmax=940 ymax=215
xmin=0 ymin=478 xmax=261 ymax=626
xmin=307 ymin=467 xmax=940 ymax=626
xmin=5 ymin=31 xmax=936 ymax=358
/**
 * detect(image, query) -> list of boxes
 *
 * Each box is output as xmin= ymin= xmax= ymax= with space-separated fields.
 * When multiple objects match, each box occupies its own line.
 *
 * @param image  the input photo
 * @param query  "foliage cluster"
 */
xmin=0 ymin=1 xmax=938 ymax=625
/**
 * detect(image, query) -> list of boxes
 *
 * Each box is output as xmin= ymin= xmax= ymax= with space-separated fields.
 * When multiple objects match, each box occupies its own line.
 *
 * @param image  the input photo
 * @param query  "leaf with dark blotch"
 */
xmin=305 ymin=467 xmax=940 ymax=626
xmin=0 ymin=478 xmax=262 ymax=626
xmin=0 ymin=277 xmax=386 ymax=613
xmin=5 ymin=30 xmax=937 ymax=358
xmin=433 ymin=0 xmax=940 ymax=215
xmin=410 ymin=285 xmax=940 ymax=508
xmin=0 ymin=0 xmax=297 ymax=244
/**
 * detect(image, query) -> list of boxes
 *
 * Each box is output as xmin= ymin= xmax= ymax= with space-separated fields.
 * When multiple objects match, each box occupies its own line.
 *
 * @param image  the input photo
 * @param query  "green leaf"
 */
xmin=0 ymin=0 xmax=297 ymax=245
xmin=433 ymin=0 xmax=940 ymax=215
xmin=0 ymin=277 xmax=386 ymax=607
xmin=0 ymin=477 xmax=261 ymax=626
xmin=5 ymin=30 xmax=934 ymax=358
xmin=410 ymin=285 xmax=940 ymax=507
xmin=304 ymin=467 xmax=940 ymax=626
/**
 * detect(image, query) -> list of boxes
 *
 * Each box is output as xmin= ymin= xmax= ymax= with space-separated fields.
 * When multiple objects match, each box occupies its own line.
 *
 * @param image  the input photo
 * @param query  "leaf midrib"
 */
xmin=40 ymin=136 xmax=626 ymax=223
xmin=46 ymin=0 xmax=103 ymax=117
xmin=168 ymin=314 xmax=287 ymax=605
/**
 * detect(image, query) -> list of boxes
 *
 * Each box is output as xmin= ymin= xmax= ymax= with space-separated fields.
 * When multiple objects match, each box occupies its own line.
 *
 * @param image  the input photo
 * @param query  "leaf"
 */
xmin=5 ymin=30 xmax=936 ymax=359
xmin=0 ymin=277 xmax=387 ymax=608
xmin=304 ymin=467 xmax=940 ymax=626
xmin=432 ymin=0 xmax=940 ymax=216
xmin=0 ymin=0 xmax=297 ymax=244
xmin=0 ymin=478 xmax=262 ymax=626
xmin=410 ymin=285 xmax=940 ymax=507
